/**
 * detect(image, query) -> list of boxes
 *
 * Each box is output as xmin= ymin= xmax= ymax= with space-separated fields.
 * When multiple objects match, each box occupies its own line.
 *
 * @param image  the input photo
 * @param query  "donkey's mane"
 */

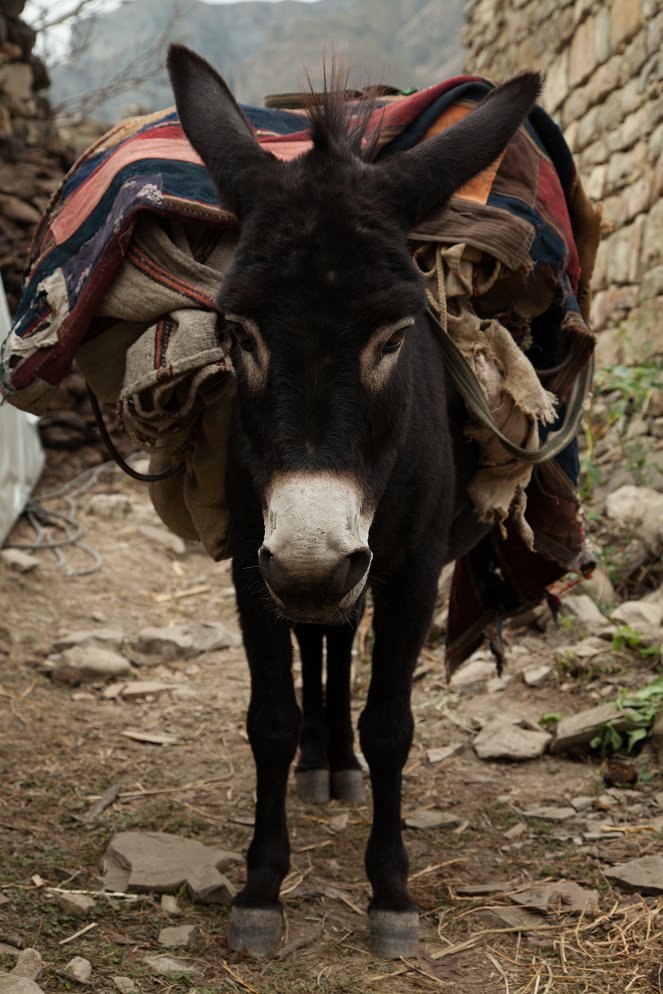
xmin=303 ymin=63 xmax=380 ymax=162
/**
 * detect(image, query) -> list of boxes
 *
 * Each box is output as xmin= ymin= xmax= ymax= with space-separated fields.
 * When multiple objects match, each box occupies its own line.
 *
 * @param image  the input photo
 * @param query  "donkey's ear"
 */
xmin=167 ymin=44 xmax=275 ymax=218
xmin=383 ymin=72 xmax=542 ymax=229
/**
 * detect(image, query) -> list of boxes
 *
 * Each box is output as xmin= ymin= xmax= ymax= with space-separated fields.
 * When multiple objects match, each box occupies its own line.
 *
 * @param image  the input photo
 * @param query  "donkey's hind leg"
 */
xmin=294 ymin=624 xmax=330 ymax=804
xmin=326 ymin=601 xmax=366 ymax=805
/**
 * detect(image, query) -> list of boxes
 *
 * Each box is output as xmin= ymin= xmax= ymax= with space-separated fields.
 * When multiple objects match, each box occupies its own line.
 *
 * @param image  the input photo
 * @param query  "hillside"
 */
xmin=50 ymin=0 xmax=464 ymax=120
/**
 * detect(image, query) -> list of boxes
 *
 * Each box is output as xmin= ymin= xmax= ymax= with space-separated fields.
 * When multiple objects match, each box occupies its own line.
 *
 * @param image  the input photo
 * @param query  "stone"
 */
xmin=103 ymin=831 xmax=242 ymax=893
xmin=54 ymin=892 xmax=95 ymax=917
xmin=133 ymin=621 xmax=239 ymax=660
xmin=610 ymin=0 xmax=641 ymax=50
xmin=54 ymin=646 xmax=133 ymax=683
xmin=137 ymin=525 xmax=186 ymax=556
xmin=86 ymin=494 xmax=136 ymax=519
xmin=563 ymin=593 xmax=610 ymax=630
xmin=578 ymin=568 xmax=618 ymax=606
xmin=456 ymin=881 xmax=516 ymax=895
xmin=504 ymin=822 xmax=527 ymax=840
xmin=0 ymin=980 xmax=45 ymax=994
xmin=65 ymin=958 xmax=91 ymax=983
xmin=53 ymin=629 xmax=125 ymax=652
xmin=160 ymin=894 xmax=181 ymax=914
xmin=523 ymin=806 xmax=576 ymax=823
xmin=551 ymin=702 xmax=636 ymax=754
xmin=510 ymin=881 xmax=599 ymax=915
xmin=112 ymin=979 xmax=138 ymax=994
xmin=571 ymin=795 xmax=593 ymax=812
xmin=186 ymin=864 xmax=235 ymax=905
xmin=112 ymin=681 xmax=178 ymax=701
xmin=613 ymin=600 xmax=663 ymax=629
xmin=604 ymin=855 xmax=663 ymax=895
xmin=157 ymin=925 xmax=196 ymax=948
xmin=523 ymin=665 xmax=552 ymax=687
xmin=449 ymin=652 xmax=495 ymax=690
xmin=426 ymin=743 xmax=463 ymax=764
xmin=473 ymin=719 xmax=550 ymax=761
xmin=0 ymin=61 xmax=31 ymax=103
xmin=11 ymin=951 xmax=41 ymax=981
xmin=0 ymin=549 xmax=38 ymax=572
xmin=404 ymin=809 xmax=461 ymax=830
xmin=142 ymin=955 xmax=195 ymax=976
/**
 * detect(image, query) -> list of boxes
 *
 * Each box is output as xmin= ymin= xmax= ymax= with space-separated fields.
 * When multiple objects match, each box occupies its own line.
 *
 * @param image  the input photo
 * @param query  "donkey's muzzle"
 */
xmin=259 ymin=544 xmax=372 ymax=622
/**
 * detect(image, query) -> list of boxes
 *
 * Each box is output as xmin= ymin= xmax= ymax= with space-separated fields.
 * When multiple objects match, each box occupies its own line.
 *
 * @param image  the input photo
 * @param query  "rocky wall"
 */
xmin=463 ymin=0 xmax=663 ymax=366
xmin=0 ymin=0 xmax=69 ymax=315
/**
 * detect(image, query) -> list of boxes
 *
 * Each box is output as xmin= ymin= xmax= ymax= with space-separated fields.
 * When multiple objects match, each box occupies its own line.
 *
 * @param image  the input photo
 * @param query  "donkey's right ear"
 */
xmin=167 ymin=44 xmax=275 ymax=218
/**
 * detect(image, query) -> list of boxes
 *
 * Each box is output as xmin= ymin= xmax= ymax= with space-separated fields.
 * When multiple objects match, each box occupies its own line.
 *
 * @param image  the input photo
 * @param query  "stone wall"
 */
xmin=0 ymin=0 xmax=69 ymax=313
xmin=462 ymin=0 xmax=662 ymax=365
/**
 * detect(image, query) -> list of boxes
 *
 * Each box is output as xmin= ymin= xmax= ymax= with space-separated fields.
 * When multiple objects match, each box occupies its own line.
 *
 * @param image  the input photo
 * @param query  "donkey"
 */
xmin=168 ymin=44 xmax=541 ymax=959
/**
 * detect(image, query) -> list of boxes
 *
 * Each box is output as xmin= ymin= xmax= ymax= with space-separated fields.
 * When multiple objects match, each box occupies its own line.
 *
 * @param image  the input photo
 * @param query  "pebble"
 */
xmin=426 ymin=743 xmax=463 ymax=764
xmin=563 ymin=593 xmax=610 ymax=630
xmin=0 ymin=549 xmax=39 ymax=572
xmin=160 ymin=894 xmax=181 ymax=915
xmin=604 ymin=855 xmax=663 ymax=895
xmin=449 ymin=655 xmax=495 ymax=691
xmin=504 ymin=822 xmax=527 ymax=839
xmin=54 ymin=892 xmax=95 ymax=917
xmin=523 ymin=806 xmax=577 ymax=823
xmin=473 ymin=719 xmax=550 ymax=761
xmin=53 ymin=629 xmax=125 ymax=652
xmin=157 ymin=925 xmax=196 ymax=948
xmin=142 ymin=955 xmax=196 ymax=976
xmin=186 ymin=864 xmax=236 ymax=905
xmin=570 ymin=795 xmax=593 ymax=812
xmin=522 ymin=664 xmax=552 ymax=687
xmin=65 ymin=958 xmax=91 ymax=983
xmin=53 ymin=646 xmax=133 ymax=684
xmin=404 ymin=809 xmax=461 ymax=830
xmin=113 ymin=979 xmax=138 ymax=994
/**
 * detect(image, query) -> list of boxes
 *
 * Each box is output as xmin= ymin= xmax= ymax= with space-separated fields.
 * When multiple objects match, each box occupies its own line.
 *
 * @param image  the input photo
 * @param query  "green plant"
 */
xmin=612 ymin=625 xmax=660 ymax=659
xmin=590 ymin=674 xmax=663 ymax=755
xmin=539 ymin=712 xmax=561 ymax=727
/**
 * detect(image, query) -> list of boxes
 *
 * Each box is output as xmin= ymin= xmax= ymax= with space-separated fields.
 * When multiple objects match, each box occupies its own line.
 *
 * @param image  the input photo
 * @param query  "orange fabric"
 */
xmin=423 ymin=102 xmax=505 ymax=205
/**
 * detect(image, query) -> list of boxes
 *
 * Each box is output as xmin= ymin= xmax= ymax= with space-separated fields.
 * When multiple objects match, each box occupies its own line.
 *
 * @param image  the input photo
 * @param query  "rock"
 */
xmin=142 ymin=955 xmax=196 ymax=976
xmin=53 ymin=646 xmax=133 ymax=684
xmin=157 ymin=925 xmax=196 ymax=948
xmin=112 ymin=978 xmax=138 ymax=994
xmin=613 ymin=599 xmax=663 ymax=629
xmin=404 ymin=809 xmax=461 ymax=830
xmin=456 ymin=881 xmax=516 ymax=895
xmin=510 ymin=881 xmax=599 ymax=915
xmin=426 ymin=743 xmax=463 ymax=764
xmin=563 ymin=593 xmax=609 ymax=630
xmin=53 ymin=629 xmax=125 ymax=652
xmin=109 ymin=681 xmax=178 ymax=701
xmin=86 ymin=494 xmax=136 ymax=519
xmin=578 ymin=567 xmax=618 ymax=606
xmin=550 ymin=702 xmax=636 ymax=754
xmin=0 ymin=549 xmax=38 ymax=572
xmin=504 ymin=822 xmax=527 ymax=840
xmin=605 ymin=485 xmax=663 ymax=554
xmin=523 ymin=664 xmax=552 ymax=687
xmin=0 ymin=980 xmax=45 ymax=994
xmin=449 ymin=652 xmax=495 ymax=690
xmin=473 ymin=719 xmax=550 ymax=760
xmin=571 ymin=795 xmax=594 ymax=812
xmin=186 ymin=864 xmax=235 ymax=905
xmin=160 ymin=894 xmax=181 ymax=915
xmin=103 ymin=831 xmax=242 ymax=893
xmin=11 ymin=950 xmax=41 ymax=981
xmin=523 ymin=806 xmax=577 ymax=823
xmin=487 ymin=906 xmax=542 ymax=930
xmin=137 ymin=525 xmax=186 ymax=556
xmin=54 ymin=892 xmax=95 ymax=917
xmin=604 ymin=855 xmax=663 ymax=894
xmin=133 ymin=622 xmax=239 ymax=659
xmin=65 ymin=958 xmax=91 ymax=983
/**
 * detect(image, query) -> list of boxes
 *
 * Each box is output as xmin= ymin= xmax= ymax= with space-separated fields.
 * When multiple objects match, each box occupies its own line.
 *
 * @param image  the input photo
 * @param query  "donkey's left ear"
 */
xmin=168 ymin=44 xmax=276 ymax=218
xmin=382 ymin=72 xmax=542 ymax=229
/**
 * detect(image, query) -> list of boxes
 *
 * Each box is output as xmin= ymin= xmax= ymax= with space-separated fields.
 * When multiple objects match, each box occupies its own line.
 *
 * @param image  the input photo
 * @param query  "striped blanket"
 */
xmin=0 ymin=77 xmax=601 ymax=672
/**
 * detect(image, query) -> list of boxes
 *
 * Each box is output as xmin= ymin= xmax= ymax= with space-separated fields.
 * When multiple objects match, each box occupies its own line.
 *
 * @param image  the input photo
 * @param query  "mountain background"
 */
xmin=49 ymin=0 xmax=465 ymax=121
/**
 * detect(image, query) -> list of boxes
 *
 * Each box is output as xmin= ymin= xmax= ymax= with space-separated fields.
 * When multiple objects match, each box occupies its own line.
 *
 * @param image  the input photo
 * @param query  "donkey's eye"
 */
xmin=228 ymin=322 xmax=256 ymax=354
xmin=381 ymin=331 xmax=406 ymax=357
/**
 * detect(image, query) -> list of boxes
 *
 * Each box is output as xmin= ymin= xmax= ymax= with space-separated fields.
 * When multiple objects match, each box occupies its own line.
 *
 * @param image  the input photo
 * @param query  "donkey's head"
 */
xmin=168 ymin=46 xmax=541 ymax=623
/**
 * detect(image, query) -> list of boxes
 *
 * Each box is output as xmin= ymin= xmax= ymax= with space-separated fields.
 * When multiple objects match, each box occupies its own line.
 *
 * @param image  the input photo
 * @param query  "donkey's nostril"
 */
xmin=344 ymin=547 xmax=372 ymax=592
xmin=258 ymin=545 xmax=273 ymax=576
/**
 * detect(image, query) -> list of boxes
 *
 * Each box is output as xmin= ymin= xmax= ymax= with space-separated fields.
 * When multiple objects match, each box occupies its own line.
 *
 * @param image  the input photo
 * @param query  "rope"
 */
xmin=5 ymin=459 xmax=133 ymax=577
xmin=424 ymin=244 xmax=593 ymax=466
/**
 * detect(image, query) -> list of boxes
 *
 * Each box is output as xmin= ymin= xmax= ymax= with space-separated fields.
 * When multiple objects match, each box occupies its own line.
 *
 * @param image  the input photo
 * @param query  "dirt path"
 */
xmin=1 ymin=464 xmax=661 ymax=994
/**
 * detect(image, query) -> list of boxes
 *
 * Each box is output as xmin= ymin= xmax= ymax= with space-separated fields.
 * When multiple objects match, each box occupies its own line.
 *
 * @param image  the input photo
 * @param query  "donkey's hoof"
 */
xmin=295 ymin=769 xmax=330 ymax=804
xmin=227 ymin=906 xmax=282 ymax=956
xmin=331 ymin=769 xmax=366 ymax=805
xmin=368 ymin=910 xmax=419 ymax=959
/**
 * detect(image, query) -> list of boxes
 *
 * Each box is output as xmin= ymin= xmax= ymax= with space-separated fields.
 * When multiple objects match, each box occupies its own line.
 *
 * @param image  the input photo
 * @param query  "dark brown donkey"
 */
xmin=168 ymin=44 xmax=541 ymax=959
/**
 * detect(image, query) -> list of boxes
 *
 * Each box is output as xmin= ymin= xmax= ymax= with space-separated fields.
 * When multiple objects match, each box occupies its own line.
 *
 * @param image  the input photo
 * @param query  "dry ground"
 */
xmin=1 ymin=461 xmax=662 ymax=994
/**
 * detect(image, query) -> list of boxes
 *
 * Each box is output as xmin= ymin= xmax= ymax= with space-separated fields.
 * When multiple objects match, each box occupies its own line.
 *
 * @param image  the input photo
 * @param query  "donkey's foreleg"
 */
xmin=228 ymin=557 xmax=300 ymax=956
xmin=326 ymin=603 xmax=366 ymax=805
xmin=359 ymin=557 xmax=441 ymax=958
